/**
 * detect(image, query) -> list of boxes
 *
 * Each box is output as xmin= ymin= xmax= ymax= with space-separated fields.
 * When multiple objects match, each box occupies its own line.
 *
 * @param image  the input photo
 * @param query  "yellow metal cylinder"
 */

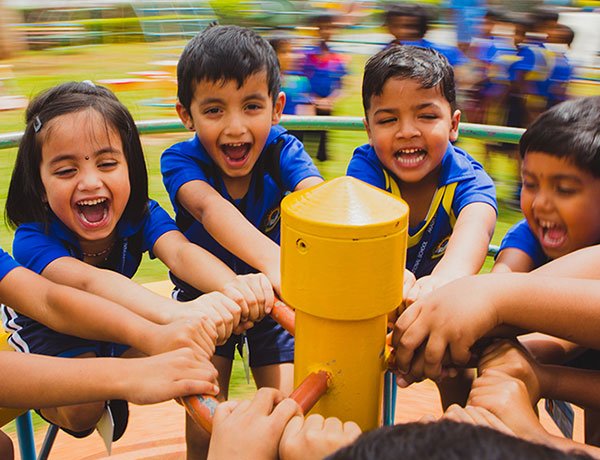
xmin=281 ymin=176 xmax=409 ymax=430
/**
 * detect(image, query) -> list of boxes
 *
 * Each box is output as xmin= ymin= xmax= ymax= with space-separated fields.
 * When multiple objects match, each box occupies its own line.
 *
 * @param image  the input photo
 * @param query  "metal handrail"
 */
xmin=0 ymin=116 xmax=525 ymax=150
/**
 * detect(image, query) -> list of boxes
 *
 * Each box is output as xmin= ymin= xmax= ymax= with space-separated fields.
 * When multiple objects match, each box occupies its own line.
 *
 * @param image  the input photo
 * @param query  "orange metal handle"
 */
xmin=270 ymin=297 xmax=295 ymax=335
xmin=182 ymin=370 xmax=330 ymax=433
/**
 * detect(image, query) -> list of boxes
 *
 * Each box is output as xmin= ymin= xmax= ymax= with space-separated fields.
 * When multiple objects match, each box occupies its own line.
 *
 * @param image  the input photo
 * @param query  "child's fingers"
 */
xmin=222 ymin=284 xmax=250 ymax=322
xmin=258 ymin=273 xmax=275 ymax=315
xmin=280 ymin=414 xmax=304 ymax=440
xmin=248 ymin=387 xmax=286 ymax=415
xmin=213 ymin=400 xmax=242 ymax=423
xmin=391 ymin=305 xmax=424 ymax=372
xmin=422 ymin=335 xmax=448 ymax=380
xmin=323 ymin=416 xmax=343 ymax=432
xmin=270 ymin=398 xmax=303 ymax=433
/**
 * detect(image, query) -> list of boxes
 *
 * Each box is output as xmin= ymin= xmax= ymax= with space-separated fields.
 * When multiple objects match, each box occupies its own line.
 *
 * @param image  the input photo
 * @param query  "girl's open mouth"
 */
xmin=76 ymin=198 xmax=110 ymax=227
xmin=221 ymin=142 xmax=251 ymax=168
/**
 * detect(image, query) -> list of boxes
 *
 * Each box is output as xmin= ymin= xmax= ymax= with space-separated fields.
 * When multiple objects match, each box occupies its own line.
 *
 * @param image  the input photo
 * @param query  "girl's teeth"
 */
xmin=78 ymin=198 xmax=106 ymax=206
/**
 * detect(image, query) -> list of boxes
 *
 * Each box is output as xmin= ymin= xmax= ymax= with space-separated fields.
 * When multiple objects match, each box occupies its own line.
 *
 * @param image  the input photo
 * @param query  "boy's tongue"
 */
xmin=223 ymin=144 xmax=248 ymax=161
xmin=542 ymin=225 xmax=567 ymax=246
xmin=80 ymin=203 xmax=105 ymax=223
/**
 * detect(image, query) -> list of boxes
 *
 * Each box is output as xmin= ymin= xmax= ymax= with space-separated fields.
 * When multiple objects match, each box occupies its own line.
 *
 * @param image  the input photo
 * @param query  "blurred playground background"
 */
xmin=0 ymin=0 xmax=599 ymax=457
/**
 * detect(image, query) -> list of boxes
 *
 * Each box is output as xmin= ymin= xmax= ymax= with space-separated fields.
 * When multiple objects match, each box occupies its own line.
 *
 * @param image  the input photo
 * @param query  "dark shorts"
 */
xmin=173 ymin=287 xmax=294 ymax=367
xmin=3 ymin=307 xmax=129 ymax=358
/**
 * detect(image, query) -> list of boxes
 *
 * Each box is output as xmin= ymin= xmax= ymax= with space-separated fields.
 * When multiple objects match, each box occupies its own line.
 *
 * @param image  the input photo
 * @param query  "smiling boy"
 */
xmin=494 ymin=97 xmax=600 ymax=273
xmin=161 ymin=24 xmax=322 ymax=459
xmin=348 ymin=45 xmax=497 ymax=305
xmin=346 ymin=45 xmax=497 ymax=409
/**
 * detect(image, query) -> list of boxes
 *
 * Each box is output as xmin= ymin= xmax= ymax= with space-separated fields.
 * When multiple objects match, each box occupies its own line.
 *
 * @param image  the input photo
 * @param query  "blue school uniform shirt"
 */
xmin=0 ymin=248 xmax=19 ymax=281
xmin=2 ymin=200 xmax=178 ymax=355
xmin=346 ymin=142 xmax=497 ymax=278
xmin=498 ymin=219 xmax=549 ymax=269
xmin=509 ymin=39 xmax=554 ymax=98
xmin=161 ymin=124 xmax=322 ymax=298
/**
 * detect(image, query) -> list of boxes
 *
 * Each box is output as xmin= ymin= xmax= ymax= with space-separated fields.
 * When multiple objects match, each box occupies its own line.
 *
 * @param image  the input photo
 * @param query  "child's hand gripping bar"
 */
xmin=181 ymin=299 xmax=330 ymax=432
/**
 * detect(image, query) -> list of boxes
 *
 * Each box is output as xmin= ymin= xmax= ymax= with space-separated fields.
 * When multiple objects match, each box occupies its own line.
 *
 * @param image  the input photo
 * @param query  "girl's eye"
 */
xmin=377 ymin=117 xmax=395 ymax=125
xmin=522 ymin=181 xmax=537 ymax=191
xmin=98 ymin=160 xmax=118 ymax=169
xmin=246 ymin=103 xmax=262 ymax=111
xmin=419 ymin=114 xmax=438 ymax=120
xmin=54 ymin=168 xmax=76 ymax=177
xmin=204 ymin=107 xmax=221 ymax=115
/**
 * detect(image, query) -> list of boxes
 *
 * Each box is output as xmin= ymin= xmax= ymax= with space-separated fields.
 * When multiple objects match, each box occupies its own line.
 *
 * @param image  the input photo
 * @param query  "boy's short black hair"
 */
xmin=362 ymin=45 xmax=456 ymax=114
xmin=384 ymin=3 xmax=429 ymax=38
xmin=177 ymin=24 xmax=281 ymax=111
xmin=6 ymin=81 xmax=148 ymax=228
xmin=519 ymin=96 xmax=600 ymax=177
xmin=484 ymin=7 xmax=507 ymax=22
xmin=326 ymin=420 xmax=593 ymax=460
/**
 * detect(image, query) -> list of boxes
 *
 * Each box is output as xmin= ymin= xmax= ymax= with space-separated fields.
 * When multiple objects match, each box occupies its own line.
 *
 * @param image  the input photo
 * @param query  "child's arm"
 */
xmin=393 ymin=266 xmax=600 ymax=381
xmin=468 ymin=369 xmax=600 ymax=457
xmin=152 ymin=230 xmax=274 ymax=324
xmin=1 ymin=267 xmax=218 ymax=359
xmin=0 ymin=348 xmax=219 ymax=408
xmin=492 ymin=248 xmax=536 ymax=273
xmin=41 ymin=257 xmax=242 ymax=345
xmin=177 ymin=180 xmax=283 ymax=292
xmin=479 ymin=340 xmax=600 ymax=411
xmin=406 ymin=202 xmax=496 ymax=303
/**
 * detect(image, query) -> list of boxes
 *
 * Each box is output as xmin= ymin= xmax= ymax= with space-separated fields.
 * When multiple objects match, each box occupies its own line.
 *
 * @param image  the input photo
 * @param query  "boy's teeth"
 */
xmin=78 ymin=198 xmax=106 ymax=206
xmin=539 ymin=220 xmax=556 ymax=229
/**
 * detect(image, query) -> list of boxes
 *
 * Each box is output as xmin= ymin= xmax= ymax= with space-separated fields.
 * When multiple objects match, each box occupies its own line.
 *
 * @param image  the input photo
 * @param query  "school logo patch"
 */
xmin=431 ymin=235 xmax=450 ymax=259
xmin=261 ymin=207 xmax=281 ymax=233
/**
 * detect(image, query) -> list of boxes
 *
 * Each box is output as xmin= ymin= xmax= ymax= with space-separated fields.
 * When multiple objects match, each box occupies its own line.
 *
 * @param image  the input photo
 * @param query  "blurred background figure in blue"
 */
xmin=448 ymin=0 xmax=486 ymax=54
xmin=300 ymin=11 xmax=348 ymax=161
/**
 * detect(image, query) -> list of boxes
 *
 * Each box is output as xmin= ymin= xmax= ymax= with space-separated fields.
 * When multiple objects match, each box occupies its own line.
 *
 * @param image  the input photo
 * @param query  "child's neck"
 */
xmin=223 ymin=174 xmax=252 ymax=200
xmin=80 ymin=233 xmax=118 ymax=264
xmin=400 ymin=171 xmax=440 ymax=228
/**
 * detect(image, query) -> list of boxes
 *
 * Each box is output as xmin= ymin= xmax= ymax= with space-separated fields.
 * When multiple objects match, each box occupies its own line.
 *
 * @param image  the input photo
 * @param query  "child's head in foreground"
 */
xmin=361 ymin=45 xmax=460 ymax=185
xmin=519 ymin=96 xmax=600 ymax=260
xmin=176 ymin=24 xmax=285 ymax=180
xmin=326 ymin=420 xmax=592 ymax=460
xmin=6 ymin=81 xmax=148 ymax=237
xmin=384 ymin=3 xmax=429 ymax=42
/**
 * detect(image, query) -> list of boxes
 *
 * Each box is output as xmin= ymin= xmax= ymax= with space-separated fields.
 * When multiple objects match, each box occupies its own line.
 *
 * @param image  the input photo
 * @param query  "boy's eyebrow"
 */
xmin=196 ymin=92 xmax=268 ymax=106
xmin=48 ymin=147 xmax=120 ymax=165
xmin=414 ymin=102 xmax=441 ymax=110
xmin=372 ymin=102 xmax=442 ymax=115
xmin=522 ymin=169 xmax=584 ymax=183
xmin=242 ymin=92 xmax=269 ymax=101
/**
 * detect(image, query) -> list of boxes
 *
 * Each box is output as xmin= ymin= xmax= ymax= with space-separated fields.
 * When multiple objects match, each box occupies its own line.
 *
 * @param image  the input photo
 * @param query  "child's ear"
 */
xmin=449 ymin=109 xmax=461 ymax=142
xmin=363 ymin=117 xmax=373 ymax=146
xmin=176 ymin=101 xmax=195 ymax=131
xmin=271 ymin=91 xmax=286 ymax=125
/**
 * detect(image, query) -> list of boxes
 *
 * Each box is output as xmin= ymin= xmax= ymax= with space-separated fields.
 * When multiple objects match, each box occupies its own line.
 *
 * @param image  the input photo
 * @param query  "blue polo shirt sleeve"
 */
xmin=12 ymin=223 xmax=71 ymax=274
xmin=452 ymin=159 xmax=497 ymax=216
xmin=141 ymin=200 xmax=180 ymax=254
xmin=161 ymin=137 xmax=209 ymax=211
xmin=498 ymin=219 xmax=547 ymax=267
xmin=0 ymin=248 xmax=19 ymax=281
xmin=346 ymin=144 xmax=387 ymax=190
xmin=279 ymin=134 xmax=322 ymax=190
